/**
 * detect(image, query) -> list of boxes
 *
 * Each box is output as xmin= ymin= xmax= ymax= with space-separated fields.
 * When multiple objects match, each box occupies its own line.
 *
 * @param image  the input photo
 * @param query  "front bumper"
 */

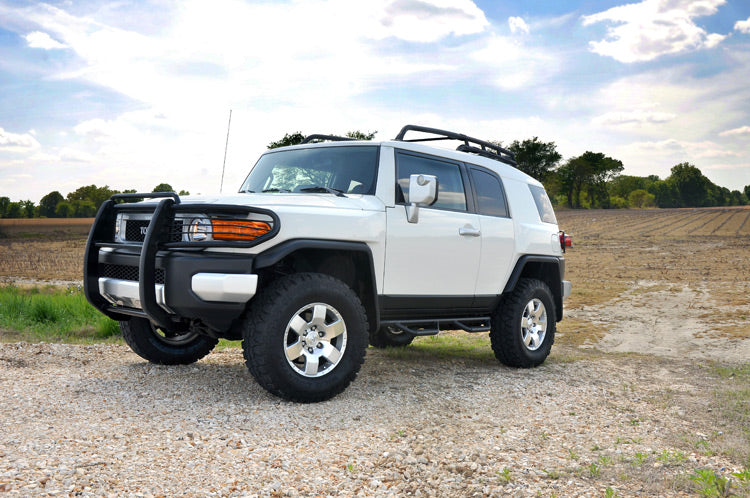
xmin=94 ymin=247 xmax=257 ymax=332
xmin=84 ymin=195 xmax=276 ymax=333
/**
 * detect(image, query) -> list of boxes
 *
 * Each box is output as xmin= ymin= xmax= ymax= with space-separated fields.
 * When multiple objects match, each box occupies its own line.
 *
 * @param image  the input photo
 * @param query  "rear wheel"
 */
xmin=369 ymin=325 xmax=414 ymax=348
xmin=241 ymin=273 xmax=368 ymax=402
xmin=120 ymin=317 xmax=218 ymax=365
xmin=490 ymin=278 xmax=555 ymax=368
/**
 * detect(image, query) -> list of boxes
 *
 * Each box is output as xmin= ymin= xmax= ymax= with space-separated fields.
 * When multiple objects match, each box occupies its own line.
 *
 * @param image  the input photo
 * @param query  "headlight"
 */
xmin=115 ymin=213 xmax=123 ymax=241
xmin=188 ymin=217 xmax=212 ymax=241
xmin=211 ymin=219 xmax=272 ymax=241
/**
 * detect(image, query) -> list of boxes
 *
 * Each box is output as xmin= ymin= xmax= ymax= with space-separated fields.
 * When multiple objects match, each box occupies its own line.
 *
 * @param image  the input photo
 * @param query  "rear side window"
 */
xmin=470 ymin=168 xmax=508 ymax=217
xmin=529 ymin=184 xmax=557 ymax=224
xmin=396 ymin=152 xmax=467 ymax=211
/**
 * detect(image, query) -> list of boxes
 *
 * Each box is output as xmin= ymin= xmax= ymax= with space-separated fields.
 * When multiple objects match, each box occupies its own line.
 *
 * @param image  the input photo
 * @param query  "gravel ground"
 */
xmin=0 ymin=342 xmax=743 ymax=497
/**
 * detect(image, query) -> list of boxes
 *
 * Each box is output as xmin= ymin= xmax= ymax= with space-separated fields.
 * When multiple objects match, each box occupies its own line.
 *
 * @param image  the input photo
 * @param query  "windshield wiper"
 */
xmin=239 ymin=189 xmax=255 ymax=193
xmin=262 ymin=188 xmax=291 ymax=193
xmin=298 ymin=186 xmax=347 ymax=197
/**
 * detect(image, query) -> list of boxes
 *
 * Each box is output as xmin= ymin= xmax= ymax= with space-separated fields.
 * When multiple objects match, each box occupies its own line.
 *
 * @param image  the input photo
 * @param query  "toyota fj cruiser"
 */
xmin=84 ymin=125 xmax=572 ymax=402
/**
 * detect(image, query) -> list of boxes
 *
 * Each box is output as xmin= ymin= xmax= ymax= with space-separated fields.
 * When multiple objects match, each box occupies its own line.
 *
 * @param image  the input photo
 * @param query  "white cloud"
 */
xmin=378 ymin=0 xmax=489 ymax=42
xmin=508 ymin=16 xmax=529 ymax=35
xmin=470 ymin=35 xmax=558 ymax=89
xmin=24 ymin=30 xmax=67 ymax=49
xmin=719 ymin=125 xmax=750 ymax=137
xmin=0 ymin=127 xmax=41 ymax=152
xmin=735 ymin=16 xmax=750 ymax=34
xmin=582 ymin=0 xmax=727 ymax=63
xmin=593 ymin=109 xmax=676 ymax=127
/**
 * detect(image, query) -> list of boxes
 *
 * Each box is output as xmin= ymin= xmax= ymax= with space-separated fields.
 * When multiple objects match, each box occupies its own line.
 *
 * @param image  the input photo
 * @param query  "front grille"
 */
xmin=123 ymin=219 xmax=184 ymax=243
xmin=100 ymin=263 xmax=165 ymax=284
xmin=125 ymin=220 xmax=149 ymax=241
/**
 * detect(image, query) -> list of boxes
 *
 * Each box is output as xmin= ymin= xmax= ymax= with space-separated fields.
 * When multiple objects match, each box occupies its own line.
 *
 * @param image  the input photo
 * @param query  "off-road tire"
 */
xmin=369 ymin=325 xmax=414 ymax=348
xmin=490 ymin=278 xmax=555 ymax=368
xmin=241 ymin=273 xmax=368 ymax=403
xmin=120 ymin=318 xmax=218 ymax=365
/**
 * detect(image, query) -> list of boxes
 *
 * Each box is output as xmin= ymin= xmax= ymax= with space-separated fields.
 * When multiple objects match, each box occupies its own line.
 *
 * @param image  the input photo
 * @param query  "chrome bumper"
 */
xmin=98 ymin=273 xmax=258 ymax=313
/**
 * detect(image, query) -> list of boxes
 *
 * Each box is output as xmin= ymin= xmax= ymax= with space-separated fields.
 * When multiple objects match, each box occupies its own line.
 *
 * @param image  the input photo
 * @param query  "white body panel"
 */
xmin=383 ymin=205 xmax=481 ymax=295
xmin=166 ymin=139 xmax=563 ymax=299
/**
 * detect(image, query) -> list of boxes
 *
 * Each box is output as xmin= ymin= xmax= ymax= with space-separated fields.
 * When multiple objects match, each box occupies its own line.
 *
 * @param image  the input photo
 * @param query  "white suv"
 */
xmin=84 ymin=125 xmax=572 ymax=402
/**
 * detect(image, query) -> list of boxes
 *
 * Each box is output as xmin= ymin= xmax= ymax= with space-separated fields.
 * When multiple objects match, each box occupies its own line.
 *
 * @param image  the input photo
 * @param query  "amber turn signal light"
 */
xmin=211 ymin=219 xmax=271 ymax=241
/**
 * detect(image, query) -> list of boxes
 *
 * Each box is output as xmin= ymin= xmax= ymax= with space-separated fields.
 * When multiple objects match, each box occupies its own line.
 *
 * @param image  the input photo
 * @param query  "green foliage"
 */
xmin=508 ymin=137 xmax=562 ymax=182
xmin=556 ymin=151 xmax=623 ymax=208
xmin=346 ymin=130 xmax=376 ymax=140
xmin=268 ymin=132 xmax=305 ymax=149
xmin=67 ymin=184 xmax=119 ymax=210
xmin=39 ymin=191 xmax=64 ymax=217
xmin=152 ymin=183 xmax=175 ymax=193
xmin=689 ymin=469 xmax=733 ymax=497
xmin=0 ymin=285 xmax=120 ymax=342
xmin=628 ymin=189 xmax=656 ymax=208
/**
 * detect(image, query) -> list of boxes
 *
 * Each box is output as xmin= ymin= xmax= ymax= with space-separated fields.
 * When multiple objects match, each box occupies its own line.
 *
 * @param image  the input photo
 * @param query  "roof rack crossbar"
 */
xmin=393 ymin=124 xmax=516 ymax=166
xmin=301 ymin=134 xmax=356 ymax=144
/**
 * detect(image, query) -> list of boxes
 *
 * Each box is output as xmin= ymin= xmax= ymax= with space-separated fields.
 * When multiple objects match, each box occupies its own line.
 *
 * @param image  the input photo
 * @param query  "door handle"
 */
xmin=459 ymin=226 xmax=481 ymax=237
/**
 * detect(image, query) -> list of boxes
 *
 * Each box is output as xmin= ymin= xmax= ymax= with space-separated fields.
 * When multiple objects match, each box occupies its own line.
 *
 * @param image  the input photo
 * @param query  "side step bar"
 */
xmin=380 ymin=317 xmax=491 ymax=336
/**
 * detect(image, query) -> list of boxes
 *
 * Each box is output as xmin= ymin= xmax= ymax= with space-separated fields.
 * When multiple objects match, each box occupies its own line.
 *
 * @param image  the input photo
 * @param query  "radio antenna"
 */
xmin=220 ymin=109 xmax=232 ymax=193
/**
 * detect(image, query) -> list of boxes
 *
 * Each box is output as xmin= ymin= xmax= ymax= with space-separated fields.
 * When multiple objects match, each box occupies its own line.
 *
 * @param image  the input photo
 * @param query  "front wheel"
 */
xmin=241 ymin=273 xmax=369 ymax=403
xmin=490 ymin=278 xmax=556 ymax=368
xmin=120 ymin=318 xmax=218 ymax=365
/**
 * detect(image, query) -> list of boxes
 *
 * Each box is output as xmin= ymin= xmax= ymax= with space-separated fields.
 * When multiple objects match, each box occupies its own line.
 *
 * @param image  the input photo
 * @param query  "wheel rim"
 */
xmin=521 ymin=298 xmax=547 ymax=351
xmin=283 ymin=302 xmax=348 ymax=378
xmin=150 ymin=324 xmax=199 ymax=346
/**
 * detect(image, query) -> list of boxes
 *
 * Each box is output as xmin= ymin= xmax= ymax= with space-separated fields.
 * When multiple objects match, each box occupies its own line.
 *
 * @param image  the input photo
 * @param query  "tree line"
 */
xmin=507 ymin=137 xmax=749 ymax=209
xmin=0 ymin=183 xmax=188 ymax=219
xmin=3 ymin=130 xmax=747 ymax=218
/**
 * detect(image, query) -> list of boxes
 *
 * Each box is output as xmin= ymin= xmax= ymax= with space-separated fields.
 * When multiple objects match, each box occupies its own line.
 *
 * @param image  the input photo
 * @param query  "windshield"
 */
xmin=240 ymin=146 xmax=379 ymax=195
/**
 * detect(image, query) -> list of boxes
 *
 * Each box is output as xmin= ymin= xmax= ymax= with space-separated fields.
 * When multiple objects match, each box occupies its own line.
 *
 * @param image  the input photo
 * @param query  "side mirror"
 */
xmin=406 ymin=174 xmax=438 ymax=223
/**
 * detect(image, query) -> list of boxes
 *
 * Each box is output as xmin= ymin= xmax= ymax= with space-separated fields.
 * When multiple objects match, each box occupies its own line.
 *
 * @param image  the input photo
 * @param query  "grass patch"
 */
xmin=555 ymin=317 xmax=609 ymax=347
xmin=712 ymin=364 xmax=750 ymax=465
xmin=0 ymin=285 xmax=120 ymax=343
xmin=379 ymin=331 xmax=495 ymax=363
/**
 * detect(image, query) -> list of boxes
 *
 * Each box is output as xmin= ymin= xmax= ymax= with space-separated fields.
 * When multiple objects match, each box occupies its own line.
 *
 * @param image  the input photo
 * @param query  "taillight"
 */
xmin=559 ymin=231 xmax=572 ymax=252
xmin=211 ymin=219 xmax=272 ymax=241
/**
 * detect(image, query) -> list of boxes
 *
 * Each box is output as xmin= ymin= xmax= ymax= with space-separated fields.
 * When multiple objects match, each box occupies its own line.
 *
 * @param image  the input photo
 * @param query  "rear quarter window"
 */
xmin=528 ymin=184 xmax=557 ymax=224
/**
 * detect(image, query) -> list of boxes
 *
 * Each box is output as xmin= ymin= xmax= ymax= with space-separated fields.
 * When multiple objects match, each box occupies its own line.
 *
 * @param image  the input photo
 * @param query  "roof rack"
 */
xmin=393 ymin=125 xmax=516 ymax=166
xmin=301 ymin=134 xmax=356 ymax=144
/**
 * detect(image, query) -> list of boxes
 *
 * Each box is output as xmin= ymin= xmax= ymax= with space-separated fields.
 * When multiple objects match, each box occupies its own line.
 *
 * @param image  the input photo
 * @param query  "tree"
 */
xmin=55 ymin=201 xmax=75 ymax=218
xmin=71 ymin=199 xmax=96 ymax=217
xmin=556 ymin=151 xmax=623 ymax=208
xmin=67 ymin=185 xmax=119 ymax=210
xmin=5 ymin=202 xmax=22 ymax=218
xmin=0 ymin=197 xmax=9 ymax=218
xmin=20 ymin=200 xmax=35 ymax=218
xmin=178 ymin=189 xmax=190 ymax=196
xmin=744 ymin=185 xmax=750 ymax=202
xmin=628 ymin=189 xmax=656 ymax=208
xmin=648 ymin=180 xmax=680 ymax=208
xmin=39 ymin=191 xmax=64 ymax=218
xmin=508 ymin=137 xmax=562 ymax=183
xmin=152 ymin=183 xmax=174 ymax=193
xmin=668 ymin=163 xmax=713 ymax=207
xmin=346 ymin=130 xmax=376 ymax=140
xmin=268 ymin=132 xmax=305 ymax=149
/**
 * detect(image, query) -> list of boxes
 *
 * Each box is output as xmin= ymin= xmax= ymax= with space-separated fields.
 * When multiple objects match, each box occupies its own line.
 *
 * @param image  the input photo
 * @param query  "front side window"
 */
xmin=396 ymin=152 xmax=467 ymax=211
xmin=240 ymin=146 xmax=379 ymax=195
xmin=470 ymin=167 xmax=508 ymax=217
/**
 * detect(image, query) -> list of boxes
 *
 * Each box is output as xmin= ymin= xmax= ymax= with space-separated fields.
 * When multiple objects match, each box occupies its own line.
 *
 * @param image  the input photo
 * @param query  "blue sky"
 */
xmin=1 ymin=0 xmax=750 ymax=202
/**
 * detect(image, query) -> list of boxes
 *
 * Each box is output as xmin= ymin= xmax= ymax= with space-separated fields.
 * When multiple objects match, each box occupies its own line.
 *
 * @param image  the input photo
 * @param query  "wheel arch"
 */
xmin=503 ymin=255 xmax=564 ymax=322
xmin=254 ymin=239 xmax=380 ymax=334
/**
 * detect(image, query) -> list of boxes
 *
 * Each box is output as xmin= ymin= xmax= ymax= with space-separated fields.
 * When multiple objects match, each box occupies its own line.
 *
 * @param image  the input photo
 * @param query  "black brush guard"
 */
xmin=83 ymin=192 xmax=279 ymax=330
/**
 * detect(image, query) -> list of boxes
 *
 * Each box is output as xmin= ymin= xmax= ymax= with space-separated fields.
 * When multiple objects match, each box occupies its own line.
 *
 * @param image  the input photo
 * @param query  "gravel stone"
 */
xmin=0 ymin=342 xmax=741 ymax=496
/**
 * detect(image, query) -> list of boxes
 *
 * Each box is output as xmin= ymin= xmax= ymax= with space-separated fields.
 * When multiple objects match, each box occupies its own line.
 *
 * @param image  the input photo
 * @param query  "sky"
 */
xmin=1 ymin=0 xmax=750 ymax=203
